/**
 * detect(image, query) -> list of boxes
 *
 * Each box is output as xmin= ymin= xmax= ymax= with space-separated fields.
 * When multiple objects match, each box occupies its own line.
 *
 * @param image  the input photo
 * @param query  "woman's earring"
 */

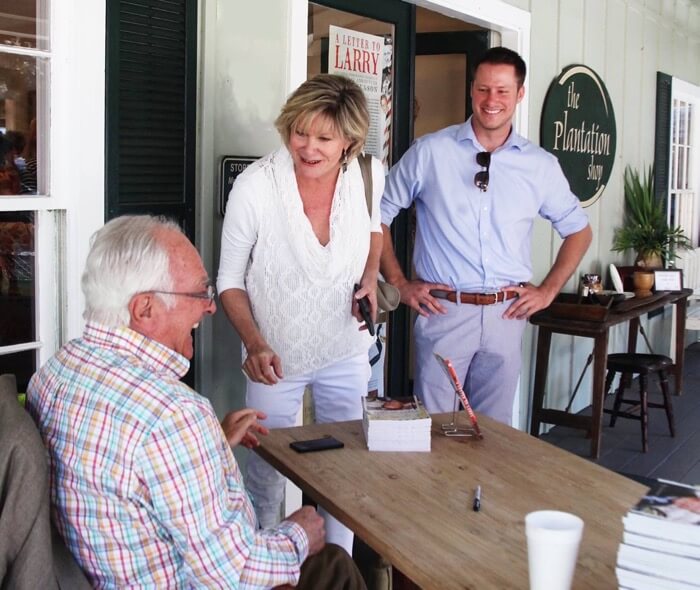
xmin=341 ymin=149 xmax=348 ymax=173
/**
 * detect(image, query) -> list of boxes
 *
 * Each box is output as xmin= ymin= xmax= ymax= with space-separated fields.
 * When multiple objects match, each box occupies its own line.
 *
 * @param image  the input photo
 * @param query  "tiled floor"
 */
xmin=540 ymin=342 xmax=700 ymax=485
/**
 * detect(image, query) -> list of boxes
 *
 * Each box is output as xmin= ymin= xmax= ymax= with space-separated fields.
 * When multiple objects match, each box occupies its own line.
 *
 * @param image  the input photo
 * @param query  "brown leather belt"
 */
xmin=430 ymin=289 xmax=518 ymax=305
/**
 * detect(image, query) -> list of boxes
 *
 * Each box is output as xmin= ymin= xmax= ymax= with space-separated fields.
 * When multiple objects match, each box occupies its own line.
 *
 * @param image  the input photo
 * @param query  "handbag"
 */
xmin=357 ymin=154 xmax=400 ymax=313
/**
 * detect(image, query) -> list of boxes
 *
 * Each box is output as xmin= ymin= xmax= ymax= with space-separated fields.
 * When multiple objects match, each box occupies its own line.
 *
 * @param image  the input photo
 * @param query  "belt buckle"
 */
xmin=483 ymin=291 xmax=501 ymax=304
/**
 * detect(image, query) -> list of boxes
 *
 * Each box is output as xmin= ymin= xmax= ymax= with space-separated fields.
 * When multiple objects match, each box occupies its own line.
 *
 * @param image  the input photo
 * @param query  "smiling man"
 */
xmin=27 ymin=216 xmax=364 ymax=589
xmin=380 ymin=47 xmax=592 ymax=424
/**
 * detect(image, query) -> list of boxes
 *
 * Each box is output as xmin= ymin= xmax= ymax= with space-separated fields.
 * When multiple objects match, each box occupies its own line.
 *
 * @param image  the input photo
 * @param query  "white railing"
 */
xmin=672 ymin=247 xmax=700 ymax=351
xmin=669 ymin=190 xmax=698 ymax=247
xmin=676 ymin=247 xmax=700 ymax=294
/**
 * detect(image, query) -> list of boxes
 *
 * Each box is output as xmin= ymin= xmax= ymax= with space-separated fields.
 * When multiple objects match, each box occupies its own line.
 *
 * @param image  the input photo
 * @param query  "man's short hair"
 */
xmin=473 ymin=47 xmax=527 ymax=87
xmin=81 ymin=215 xmax=182 ymax=327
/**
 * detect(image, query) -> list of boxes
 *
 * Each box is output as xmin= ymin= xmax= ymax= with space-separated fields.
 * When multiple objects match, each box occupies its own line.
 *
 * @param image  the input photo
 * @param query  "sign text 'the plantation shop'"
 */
xmin=540 ymin=65 xmax=617 ymax=207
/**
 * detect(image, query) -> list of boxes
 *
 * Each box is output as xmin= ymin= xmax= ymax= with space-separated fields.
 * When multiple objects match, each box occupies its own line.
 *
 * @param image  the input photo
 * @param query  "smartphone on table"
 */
xmin=289 ymin=436 xmax=345 ymax=453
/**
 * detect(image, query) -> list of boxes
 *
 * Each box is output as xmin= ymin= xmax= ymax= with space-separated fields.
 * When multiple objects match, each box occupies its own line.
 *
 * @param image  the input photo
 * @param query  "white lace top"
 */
xmin=217 ymin=147 xmax=384 ymax=377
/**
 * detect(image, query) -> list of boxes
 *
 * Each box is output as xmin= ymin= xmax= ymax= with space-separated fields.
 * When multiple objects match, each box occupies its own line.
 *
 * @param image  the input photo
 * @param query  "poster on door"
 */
xmin=328 ymin=25 xmax=391 ymax=167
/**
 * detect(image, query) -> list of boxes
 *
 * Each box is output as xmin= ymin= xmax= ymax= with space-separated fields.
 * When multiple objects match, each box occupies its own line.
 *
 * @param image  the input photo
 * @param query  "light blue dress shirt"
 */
xmin=381 ymin=117 xmax=589 ymax=291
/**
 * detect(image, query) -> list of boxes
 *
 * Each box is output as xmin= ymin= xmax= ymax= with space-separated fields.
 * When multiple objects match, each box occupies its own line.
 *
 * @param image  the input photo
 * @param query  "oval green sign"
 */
xmin=540 ymin=65 xmax=617 ymax=207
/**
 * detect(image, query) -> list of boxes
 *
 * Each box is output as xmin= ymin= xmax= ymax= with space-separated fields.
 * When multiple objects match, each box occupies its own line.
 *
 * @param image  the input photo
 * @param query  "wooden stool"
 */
xmin=603 ymin=353 xmax=676 ymax=452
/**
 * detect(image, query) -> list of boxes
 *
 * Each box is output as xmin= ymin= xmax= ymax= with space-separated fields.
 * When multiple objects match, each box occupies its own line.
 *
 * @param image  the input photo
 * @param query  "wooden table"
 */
xmin=255 ymin=413 xmax=645 ymax=590
xmin=529 ymin=289 xmax=691 ymax=459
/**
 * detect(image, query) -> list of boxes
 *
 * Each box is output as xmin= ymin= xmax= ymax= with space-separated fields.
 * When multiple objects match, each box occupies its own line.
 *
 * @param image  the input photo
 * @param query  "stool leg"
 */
xmin=658 ymin=370 xmax=676 ymax=438
xmin=639 ymin=375 xmax=649 ymax=453
xmin=609 ymin=371 xmax=624 ymax=428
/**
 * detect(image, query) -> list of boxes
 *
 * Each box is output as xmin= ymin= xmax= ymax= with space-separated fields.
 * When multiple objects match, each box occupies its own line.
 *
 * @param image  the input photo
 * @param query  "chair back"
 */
xmin=0 ymin=374 xmax=91 ymax=589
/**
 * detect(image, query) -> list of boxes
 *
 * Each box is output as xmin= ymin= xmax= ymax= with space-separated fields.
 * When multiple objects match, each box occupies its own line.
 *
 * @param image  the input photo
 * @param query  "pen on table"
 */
xmin=473 ymin=485 xmax=481 ymax=512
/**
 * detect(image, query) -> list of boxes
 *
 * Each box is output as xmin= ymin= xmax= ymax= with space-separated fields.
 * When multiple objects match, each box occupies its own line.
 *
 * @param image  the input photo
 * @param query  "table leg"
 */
xmin=530 ymin=328 xmax=552 ymax=437
xmin=627 ymin=317 xmax=640 ymax=352
xmin=590 ymin=332 xmax=609 ymax=459
xmin=673 ymin=298 xmax=687 ymax=395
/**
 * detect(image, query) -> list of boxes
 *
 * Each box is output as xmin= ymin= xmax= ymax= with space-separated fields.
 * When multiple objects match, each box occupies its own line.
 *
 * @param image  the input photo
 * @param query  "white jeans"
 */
xmin=245 ymin=352 xmax=371 ymax=555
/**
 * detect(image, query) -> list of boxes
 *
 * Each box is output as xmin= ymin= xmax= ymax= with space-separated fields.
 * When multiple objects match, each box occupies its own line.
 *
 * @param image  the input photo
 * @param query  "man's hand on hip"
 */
xmin=396 ymin=278 xmax=452 ymax=317
xmin=502 ymin=282 xmax=556 ymax=320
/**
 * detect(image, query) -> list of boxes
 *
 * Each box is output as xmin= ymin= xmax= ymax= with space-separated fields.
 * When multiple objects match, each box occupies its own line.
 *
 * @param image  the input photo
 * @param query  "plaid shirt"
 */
xmin=27 ymin=323 xmax=308 ymax=589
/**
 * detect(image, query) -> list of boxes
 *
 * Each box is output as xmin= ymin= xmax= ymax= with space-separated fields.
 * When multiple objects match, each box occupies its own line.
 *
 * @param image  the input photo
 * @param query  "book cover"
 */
xmin=362 ymin=395 xmax=431 ymax=422
xmin=433 ymin=353 xmax=483 ymax=438
xmin=624 ymin=480 xmax=700 ymax=545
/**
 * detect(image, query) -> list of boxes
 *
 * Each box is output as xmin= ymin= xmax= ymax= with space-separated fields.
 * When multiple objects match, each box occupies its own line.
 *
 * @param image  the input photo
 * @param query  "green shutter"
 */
xmin=105 ymin=0 xmax=197 ymax=241
xmin=654 ymin=72 xmax=672 ymax=209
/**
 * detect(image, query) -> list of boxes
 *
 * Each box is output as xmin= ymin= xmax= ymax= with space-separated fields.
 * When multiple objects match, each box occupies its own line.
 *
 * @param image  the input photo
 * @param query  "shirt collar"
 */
xmin=83 ymin=322 xmax=190 ymax=379
xmin=456 ymin=116 xmax=528 ymax=152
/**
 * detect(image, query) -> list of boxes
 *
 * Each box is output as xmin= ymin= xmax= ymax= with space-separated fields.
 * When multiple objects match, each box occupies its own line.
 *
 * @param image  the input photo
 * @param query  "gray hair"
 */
xmin=81 ymin=215 xmax=182 ymax=327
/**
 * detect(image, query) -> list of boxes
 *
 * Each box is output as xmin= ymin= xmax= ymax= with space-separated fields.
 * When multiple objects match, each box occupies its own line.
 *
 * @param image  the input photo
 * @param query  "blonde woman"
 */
xmin=217 ymin=74 xmax=383 ymax=555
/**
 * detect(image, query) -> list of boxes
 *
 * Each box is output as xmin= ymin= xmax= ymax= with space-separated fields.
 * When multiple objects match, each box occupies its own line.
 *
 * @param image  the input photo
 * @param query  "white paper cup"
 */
xmin=525 ymin=510 xmax=584 ymax=590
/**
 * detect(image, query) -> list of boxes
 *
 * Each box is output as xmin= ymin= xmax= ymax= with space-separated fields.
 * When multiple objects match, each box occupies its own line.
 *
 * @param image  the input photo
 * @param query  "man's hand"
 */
xmin=396 ymin=278 xmax=452 ymax=317
xmin=220 ymin=408 xmax=269 ymax=448
xmin=502 ymin=282 xmax=557 ymax=320
xmin=285 ymin=506 xmax=326 ymax=556
xmin=503 ymin=225 xmax=592 ymax=320
xmin=243 ymin=343 xmax=283 ymax=385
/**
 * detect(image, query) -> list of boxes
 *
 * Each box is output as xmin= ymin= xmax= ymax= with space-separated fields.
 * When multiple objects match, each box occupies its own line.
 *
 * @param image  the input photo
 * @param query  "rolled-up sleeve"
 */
xmin=140 ymin=403 xmax=307 ymax=589
xmin=380 ymin=142 xmax=422 ymax=227
xmin=538 ymin=154 xmax=589 ymax=238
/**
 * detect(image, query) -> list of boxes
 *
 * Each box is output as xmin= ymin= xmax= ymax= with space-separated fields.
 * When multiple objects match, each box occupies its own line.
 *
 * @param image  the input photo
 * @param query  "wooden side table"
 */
xmin=529 ymin=289 xmax=691 ymax=458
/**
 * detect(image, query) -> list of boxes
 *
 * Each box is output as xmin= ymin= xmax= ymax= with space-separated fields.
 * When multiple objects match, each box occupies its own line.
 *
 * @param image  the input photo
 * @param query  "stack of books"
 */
xmin=361 ymin=396 xmax=431 ymax=452
xmin=616 ymin=479 xmax=700 ymax=589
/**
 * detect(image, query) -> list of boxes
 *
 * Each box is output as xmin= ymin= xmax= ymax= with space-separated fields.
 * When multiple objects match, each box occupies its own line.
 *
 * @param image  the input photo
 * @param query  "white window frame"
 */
xmin=0 ymin=4 xmax=54 ymax=367
xmin=668 ymin=77 xmax=700 ymax=248
xmin=0 ymin=0 xmax=106 ymax=370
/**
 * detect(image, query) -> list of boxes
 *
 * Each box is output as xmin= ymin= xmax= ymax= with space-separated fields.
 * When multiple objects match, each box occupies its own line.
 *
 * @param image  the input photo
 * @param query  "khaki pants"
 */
xmin=276 ymin=544 xmax=367 ymax=590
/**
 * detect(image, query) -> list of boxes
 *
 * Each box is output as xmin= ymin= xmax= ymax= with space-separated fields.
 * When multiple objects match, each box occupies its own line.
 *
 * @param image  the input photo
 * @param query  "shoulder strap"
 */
xmin=357 ymin=153 xmax=373 ymax=217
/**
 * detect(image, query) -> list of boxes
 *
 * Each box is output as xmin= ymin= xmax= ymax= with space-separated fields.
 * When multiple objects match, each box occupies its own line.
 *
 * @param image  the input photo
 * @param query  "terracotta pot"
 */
xmin=633 ymin=271 xmax=655 ymax=297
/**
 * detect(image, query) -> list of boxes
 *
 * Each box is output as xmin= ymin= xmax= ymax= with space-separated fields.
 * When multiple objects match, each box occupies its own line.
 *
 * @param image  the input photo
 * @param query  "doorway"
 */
xmin=307 ymin=1 xmax=490 ymax=394
xmin=414 ymin=7 xmax=489 ymax=139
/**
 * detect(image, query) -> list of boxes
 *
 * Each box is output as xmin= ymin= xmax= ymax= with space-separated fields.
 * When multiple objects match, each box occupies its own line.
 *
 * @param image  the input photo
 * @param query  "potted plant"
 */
xmin=612 ymin=165 xmax=691 ymax=268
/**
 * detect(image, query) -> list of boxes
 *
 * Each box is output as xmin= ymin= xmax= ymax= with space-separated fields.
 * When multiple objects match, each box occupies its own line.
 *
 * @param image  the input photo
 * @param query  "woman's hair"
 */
xmin=81 ymin=215 xmax=181 ymax=327
xmin=275 ymin=74 xmax=370 ymax=162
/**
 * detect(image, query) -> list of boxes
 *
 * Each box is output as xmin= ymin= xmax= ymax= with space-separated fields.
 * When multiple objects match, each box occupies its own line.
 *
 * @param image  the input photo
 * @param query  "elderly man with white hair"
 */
xmin=27 ymin=215 xmax=365 ymax=590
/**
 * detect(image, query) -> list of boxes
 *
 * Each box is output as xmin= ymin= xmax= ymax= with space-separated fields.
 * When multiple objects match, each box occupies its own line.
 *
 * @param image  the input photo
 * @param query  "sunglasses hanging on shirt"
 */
xmin=474 ymin=151 xmax=491 ymax=192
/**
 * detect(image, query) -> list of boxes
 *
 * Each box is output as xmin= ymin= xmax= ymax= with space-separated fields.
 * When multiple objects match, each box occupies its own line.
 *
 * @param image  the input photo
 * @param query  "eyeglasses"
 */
xmin=148 ymin=284 xmax=216 ymax=304
xmin=474 ymin=151 xmax=491 ymax=192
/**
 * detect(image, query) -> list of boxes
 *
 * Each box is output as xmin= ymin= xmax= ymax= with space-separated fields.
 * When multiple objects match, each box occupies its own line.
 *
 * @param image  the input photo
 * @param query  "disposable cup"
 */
xmin=525 ymin=510 xmax=584 ymax=590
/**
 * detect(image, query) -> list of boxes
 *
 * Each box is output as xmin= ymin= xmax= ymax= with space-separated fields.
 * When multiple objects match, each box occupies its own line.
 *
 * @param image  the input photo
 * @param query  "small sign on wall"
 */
xmin=220 ymin=156 xmax=257 ymax=216
xmin=540 ymin=65 xmax=617 ymax=207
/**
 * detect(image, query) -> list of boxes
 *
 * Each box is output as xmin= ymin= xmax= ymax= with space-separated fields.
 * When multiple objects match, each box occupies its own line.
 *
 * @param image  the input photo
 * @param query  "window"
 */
xmin=669 ymin=81 xmax=700 ymax=247
xmin=656 ymin=73 xmax=700 ymax=249
xmin=0 ymin=0 xmax=51 ymax=391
